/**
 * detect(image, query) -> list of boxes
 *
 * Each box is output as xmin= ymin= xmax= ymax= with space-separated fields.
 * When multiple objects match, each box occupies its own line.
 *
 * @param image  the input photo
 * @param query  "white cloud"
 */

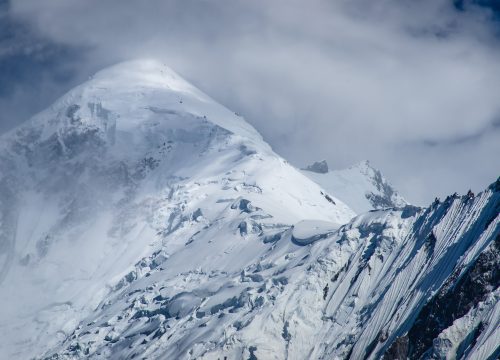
xmin=6 ymin=0 xmax=500 ymax=204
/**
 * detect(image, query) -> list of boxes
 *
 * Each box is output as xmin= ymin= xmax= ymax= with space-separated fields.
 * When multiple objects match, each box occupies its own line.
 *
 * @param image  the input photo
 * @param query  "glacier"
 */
xmin=0 ymin=59 xmax=497 ymax=360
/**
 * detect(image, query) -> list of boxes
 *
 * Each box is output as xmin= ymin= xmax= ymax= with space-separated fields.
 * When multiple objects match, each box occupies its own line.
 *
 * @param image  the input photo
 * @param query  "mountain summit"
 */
xmin=0 ymin=61 xmax=498 ymax=360
xmin=302 ymin=160 xmax=407 ymax=214
xmin=0 ymin=60 xmax=354 ymax=358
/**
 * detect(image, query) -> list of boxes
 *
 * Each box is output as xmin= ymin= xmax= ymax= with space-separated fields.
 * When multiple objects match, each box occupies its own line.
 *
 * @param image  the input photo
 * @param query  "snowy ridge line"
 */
xmin=40 ymin=181 xmax=499 ymax=359
xmin=301 ymin=160 xmax=408 ymax=214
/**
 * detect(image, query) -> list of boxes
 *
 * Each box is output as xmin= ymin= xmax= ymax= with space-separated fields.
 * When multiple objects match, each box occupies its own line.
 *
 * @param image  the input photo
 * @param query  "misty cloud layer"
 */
xmin=1 ymin=0 xmax=500 ymax=204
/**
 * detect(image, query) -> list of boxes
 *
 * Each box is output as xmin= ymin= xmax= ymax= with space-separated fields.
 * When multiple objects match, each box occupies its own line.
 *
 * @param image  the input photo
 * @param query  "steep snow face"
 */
xmin=302 ymin=160 xmax=407 ymax=214
xmin=42 ymin=180 xmax=498 ymax=360
xmin=0 ymin=60 xmax=355 ymax=359
xmin=313 ymin=186 xmax=499 ymax=360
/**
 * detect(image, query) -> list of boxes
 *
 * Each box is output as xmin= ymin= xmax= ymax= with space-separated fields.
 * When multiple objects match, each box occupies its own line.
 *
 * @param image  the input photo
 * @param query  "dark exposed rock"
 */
xmin=384 ymin=233 xmax=500 ymax=359
xmin=303 ymin=160 xmax=329 ymax=174
xmin=231 ymin=198 xmax=259 ymax=213
xmin=383 ymin=334 xmax=409 ymax=360
xmin=282 ymin=321 xmax=292 ymax=342
xmin=248 ymin=345 xmax=258 ymax=360
xmin=321 ymin=191 xmax=336 ymax=204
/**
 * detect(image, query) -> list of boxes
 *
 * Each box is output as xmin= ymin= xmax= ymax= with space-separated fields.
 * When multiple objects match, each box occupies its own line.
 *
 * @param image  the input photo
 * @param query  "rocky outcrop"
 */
xmin=303 ymin=160 xmax=329 ymax=174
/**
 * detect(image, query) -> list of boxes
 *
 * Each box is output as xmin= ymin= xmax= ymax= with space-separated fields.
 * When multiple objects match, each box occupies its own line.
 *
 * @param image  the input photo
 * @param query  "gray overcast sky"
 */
xmin=1 ymin=0 xmax=499 ymax=205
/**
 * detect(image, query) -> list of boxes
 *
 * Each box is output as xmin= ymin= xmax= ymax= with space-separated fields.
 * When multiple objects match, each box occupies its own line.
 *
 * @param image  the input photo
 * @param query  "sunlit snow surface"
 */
xmin=0 ymin=59 xmax=353 ymax=359
xmin=0 ymin=60 xmax=498 ymax=360
xmin=301 ymin=160 xmax=407 ymax=214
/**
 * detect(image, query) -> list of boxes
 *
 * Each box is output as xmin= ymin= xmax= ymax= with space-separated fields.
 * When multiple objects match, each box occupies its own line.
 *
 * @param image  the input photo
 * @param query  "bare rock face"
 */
xmin=303 ymin=160 xmax=329 ymax=174
xmin=390 ymin=228 xmax=500 ymax=360
xmin=383 ymin=335 xmax=409 ymax=360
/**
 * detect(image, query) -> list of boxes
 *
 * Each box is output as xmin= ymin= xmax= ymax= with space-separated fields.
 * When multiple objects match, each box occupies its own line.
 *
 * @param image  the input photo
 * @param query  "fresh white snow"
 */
xmin=301 ymin=160 xmax=407 ymax=214
xmin=0 ymin=59 xmax=497 ymax=360
xmin=0 ymin=59 xmax=354 ymax=359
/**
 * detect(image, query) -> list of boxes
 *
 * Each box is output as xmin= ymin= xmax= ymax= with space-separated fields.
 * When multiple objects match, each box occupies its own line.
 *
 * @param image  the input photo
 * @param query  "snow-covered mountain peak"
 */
xmin=91 ymin=59 xmax=191 ymax=89
xmin=301 ymin=159 xmax=407 ymax=214
xmin=1 ymin=59 xmax=263 ymax=159
xmin=0 ymin=61 xmax=357 ymax=359
xmin=2 ymin=60 xmax=496 ymax=360
xmin=86 ymin=59 xmax=263 ymax=141
xmin=349 ymin=159 xmax=372 ymax=171
xmin=349 ymin=160 xmax=390 ymax=181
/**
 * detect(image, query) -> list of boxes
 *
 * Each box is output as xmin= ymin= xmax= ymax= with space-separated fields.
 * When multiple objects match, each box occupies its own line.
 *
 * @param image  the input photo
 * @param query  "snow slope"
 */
xmin=0 ymin=59 xmax=354 ymax=359
xmin=41 ymin=177 xmax=499 ymax=360
xmin=0 ymin=59 xmax=497 ymax=360
xmin=301 ymin=160 xmax=407 ymax=214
